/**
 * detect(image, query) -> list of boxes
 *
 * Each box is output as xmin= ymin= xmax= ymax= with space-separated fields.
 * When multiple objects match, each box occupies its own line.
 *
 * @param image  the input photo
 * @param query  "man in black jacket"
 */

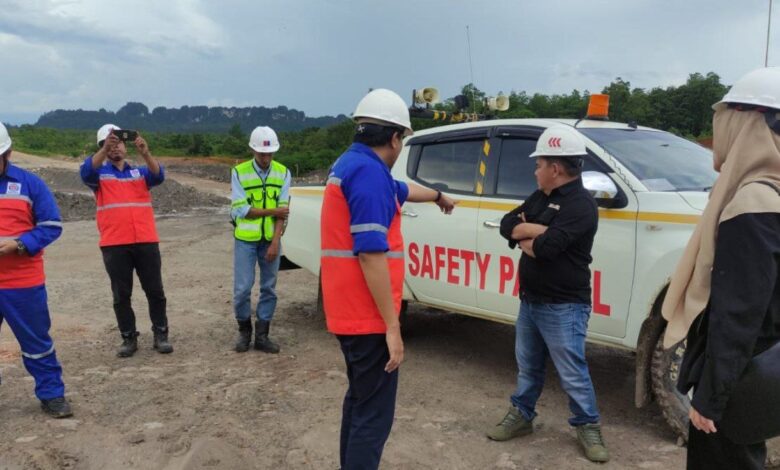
xmin=487 ymin=125 xmax=608 ymax=463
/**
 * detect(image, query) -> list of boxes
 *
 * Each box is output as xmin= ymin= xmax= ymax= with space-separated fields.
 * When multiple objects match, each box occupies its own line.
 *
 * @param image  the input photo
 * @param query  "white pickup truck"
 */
xmin=283 ymin=117 xmax=717 ymax=439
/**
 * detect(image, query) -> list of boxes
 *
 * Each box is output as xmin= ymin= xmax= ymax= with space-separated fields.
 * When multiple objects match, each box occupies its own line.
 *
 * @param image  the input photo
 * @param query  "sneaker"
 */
xmin=40 ymin=397 xmax=73 ymax=419
xmin=486 ymin=406 xmax=533 ymax=441
xmin=576 ymin=423 xmax=610 ymax=463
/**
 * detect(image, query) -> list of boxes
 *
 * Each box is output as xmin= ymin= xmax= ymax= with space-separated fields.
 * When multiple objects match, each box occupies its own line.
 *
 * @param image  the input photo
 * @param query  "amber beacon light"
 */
xmin=587 ymin=94 xmax=610 ymax=120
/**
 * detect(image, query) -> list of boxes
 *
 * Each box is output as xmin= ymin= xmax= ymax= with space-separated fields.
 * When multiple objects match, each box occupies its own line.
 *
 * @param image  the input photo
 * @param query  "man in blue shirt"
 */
xmin=0 ymin=122 xmax=72 ymax=418
xmin=321 ymin=89 xmax=455 ymax=469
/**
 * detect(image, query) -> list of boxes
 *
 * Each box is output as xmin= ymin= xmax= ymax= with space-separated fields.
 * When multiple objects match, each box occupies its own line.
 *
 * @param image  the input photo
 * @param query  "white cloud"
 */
xmin=0 ymin=0 xmax=777 ymax=121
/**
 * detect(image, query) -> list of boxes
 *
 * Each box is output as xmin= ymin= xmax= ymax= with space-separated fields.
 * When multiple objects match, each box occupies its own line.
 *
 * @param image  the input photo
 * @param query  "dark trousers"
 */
xmin=101 ymin=243 xmax=167 ymax=335
xmin=687 ymin=422 xmax=767 ymax=470
xmin=337 ymin=334 xmax=399 ymax=470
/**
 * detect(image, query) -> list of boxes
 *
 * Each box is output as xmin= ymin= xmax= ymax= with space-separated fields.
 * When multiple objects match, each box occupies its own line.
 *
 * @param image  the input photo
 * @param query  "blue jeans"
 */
xmin=510 ymin=299 xmax=600 ymax=426
xmin=233 ymin=239 xmax=281 ymax=322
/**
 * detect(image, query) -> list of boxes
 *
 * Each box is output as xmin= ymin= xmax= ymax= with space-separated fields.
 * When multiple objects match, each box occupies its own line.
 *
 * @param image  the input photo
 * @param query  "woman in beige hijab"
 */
xmin=662 ymin=67 xmax=780 ymax=470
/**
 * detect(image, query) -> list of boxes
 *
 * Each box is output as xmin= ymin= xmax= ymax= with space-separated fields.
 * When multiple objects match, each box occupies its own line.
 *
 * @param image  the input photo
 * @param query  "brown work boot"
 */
xmin=486 ymin=406 xmax=533 ymax=441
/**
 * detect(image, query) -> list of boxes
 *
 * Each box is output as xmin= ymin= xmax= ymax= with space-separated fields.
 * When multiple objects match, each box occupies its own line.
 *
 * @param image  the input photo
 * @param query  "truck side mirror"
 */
xmin=582 ymin=171 xmax=622 ymax=208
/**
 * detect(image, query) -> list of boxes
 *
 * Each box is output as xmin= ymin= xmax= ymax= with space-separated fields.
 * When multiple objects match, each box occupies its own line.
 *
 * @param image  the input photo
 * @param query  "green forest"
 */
xmin=8 ymin=72 xmax=727 ymax=176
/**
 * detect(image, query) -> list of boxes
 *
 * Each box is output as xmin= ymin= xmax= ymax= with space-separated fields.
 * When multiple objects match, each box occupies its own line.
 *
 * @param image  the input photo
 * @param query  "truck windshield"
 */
xmin=579 ymin=128 xmax=717 ymax=192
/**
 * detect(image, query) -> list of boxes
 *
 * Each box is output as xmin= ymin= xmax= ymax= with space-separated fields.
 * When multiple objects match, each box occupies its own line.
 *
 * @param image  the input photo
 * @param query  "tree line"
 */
xmin=8 ymin=72 xmax=728 ymax=175
xmin=36 ymin=102 xmax=348 ymax=134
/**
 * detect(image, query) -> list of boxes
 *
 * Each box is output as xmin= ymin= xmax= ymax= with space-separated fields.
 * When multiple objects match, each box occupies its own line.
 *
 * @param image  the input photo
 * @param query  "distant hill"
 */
xmin=35 ymin=102 xmax=349 ymax=133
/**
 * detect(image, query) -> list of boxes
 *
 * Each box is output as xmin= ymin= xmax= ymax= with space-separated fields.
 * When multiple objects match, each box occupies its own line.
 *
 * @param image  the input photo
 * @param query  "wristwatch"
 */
xmin=14 ymin=239 xmax=27 ymax=255
xmin=434 ymin=190 xmax=442 ymax=203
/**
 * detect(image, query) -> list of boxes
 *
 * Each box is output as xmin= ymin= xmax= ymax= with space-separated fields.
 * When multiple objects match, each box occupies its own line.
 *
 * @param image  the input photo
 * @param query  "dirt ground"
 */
xmin=1 ymin=153 xmax=693 ymax=469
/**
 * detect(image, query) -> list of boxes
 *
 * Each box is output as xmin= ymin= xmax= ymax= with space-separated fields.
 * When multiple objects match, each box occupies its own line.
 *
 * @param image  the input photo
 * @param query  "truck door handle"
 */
xmin=483 ymin=220 xmax=501 ymax=228
xmin=402 ymin=210 xmax=418 ymax=218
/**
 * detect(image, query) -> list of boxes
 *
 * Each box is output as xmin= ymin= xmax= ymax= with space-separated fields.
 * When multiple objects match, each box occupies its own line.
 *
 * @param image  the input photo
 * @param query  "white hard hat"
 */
xmin=97 ymin=123 xmax=119 ymax=144
xmin=0 ymin=122 xmax=11 ymax=154
xmin=530 ymin=125 xmax=588 ymax=158
xmin=248 ymin=126 xmax=280 ymax=153
xmin=713 ymin=67 xmax=780 ymax=111
xmin=353 ymin=88 xmax=413 ymax=136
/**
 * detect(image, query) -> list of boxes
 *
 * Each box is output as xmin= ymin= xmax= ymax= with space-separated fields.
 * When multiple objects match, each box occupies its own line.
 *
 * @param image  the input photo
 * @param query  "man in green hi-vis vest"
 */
xmin=231 ymin=126 xmax=291 ymax=354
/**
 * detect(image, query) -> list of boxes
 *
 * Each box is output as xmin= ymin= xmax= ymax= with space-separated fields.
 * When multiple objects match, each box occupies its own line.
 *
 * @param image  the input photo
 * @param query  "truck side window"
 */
xmin=415 ymin=140 xmax=482 ymax=193
xmin=496 ymin=138 xmax=538 ymax=199
xmin=496 ymin=139 xmax=609 ymax=199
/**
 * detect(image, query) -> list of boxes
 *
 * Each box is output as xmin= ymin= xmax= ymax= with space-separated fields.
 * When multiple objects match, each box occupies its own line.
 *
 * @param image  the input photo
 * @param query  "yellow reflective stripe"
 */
xmin=636 ymin=212 xmax=700 ymax=224
xmin=288 ymin=188 xmax=700 ymax=224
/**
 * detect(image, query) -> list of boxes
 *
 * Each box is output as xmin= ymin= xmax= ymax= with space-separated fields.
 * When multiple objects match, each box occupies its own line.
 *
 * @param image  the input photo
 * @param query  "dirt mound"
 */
xmin=29 ymin=167 xmax=229 ymax=222
xmin=164 ymin=161 xmax=234 ymax=184
xmin=53 ymin=192 xmax=96 ymax=221
xmin=164 ymin=159 xmax=329 ymax=186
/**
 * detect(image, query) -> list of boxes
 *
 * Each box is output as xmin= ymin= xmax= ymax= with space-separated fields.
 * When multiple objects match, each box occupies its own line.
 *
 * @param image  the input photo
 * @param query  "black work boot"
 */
xmin=152 ymin=327 xmax=173 ymax=354
xmin=234 ymin=319 xmax=252 ymax=353
xmin=41 ymin=396 xmax=73 ymax=419
xmin=117 ymin=331 xmax=139 ymax=358
xmin=254 ymin=320 xmax=280 ymax=354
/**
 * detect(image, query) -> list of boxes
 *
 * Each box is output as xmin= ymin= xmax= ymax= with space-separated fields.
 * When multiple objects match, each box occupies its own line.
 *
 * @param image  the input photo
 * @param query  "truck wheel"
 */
xmin=651 ymin=331 xmax=780 ymax=467
xmin=650 ymin=334 xmax=690 ymax=441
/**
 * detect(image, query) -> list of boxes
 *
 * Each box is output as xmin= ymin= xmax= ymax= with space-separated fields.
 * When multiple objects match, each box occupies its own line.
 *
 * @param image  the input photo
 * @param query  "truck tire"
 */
xmin=650 ymin=334 xmax=690 ymax=441
xmin=651 ymin=330 xmax=780 ymax=467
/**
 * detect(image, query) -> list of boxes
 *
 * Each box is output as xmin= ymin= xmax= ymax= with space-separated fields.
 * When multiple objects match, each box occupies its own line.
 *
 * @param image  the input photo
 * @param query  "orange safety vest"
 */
xmin=94 ymin=171 xmax=159 ymax=247
xmin=320 ymin=176 xmax=405 ymax=335
xmin=0 ymin=194 xmax=44 ymax=288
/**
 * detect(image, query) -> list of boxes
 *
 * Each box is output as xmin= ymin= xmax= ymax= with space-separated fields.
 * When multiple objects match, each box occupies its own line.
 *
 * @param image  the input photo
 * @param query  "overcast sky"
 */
xmin=0 ymin=0 xmax=777 ymax=124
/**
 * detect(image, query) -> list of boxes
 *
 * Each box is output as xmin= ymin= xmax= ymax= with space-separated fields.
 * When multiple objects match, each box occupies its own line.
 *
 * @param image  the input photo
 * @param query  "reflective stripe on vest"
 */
xmin=94 ymin=170 xmax=159 ymax=247
xmin=233 ymin=159 xmax=289 ymax=242
xmin=319 ymin=182 xmax=405 ymax=335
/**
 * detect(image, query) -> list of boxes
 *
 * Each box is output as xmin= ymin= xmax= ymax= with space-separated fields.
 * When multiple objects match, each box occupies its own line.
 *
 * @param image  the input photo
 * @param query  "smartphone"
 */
xmin=112 ymin=129 xmax=138 ymax=142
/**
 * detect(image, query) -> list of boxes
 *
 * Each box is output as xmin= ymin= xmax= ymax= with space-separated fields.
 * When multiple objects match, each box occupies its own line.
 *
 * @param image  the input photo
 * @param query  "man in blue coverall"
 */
xmin=0 ymin=122 xmax=72 ymax=418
